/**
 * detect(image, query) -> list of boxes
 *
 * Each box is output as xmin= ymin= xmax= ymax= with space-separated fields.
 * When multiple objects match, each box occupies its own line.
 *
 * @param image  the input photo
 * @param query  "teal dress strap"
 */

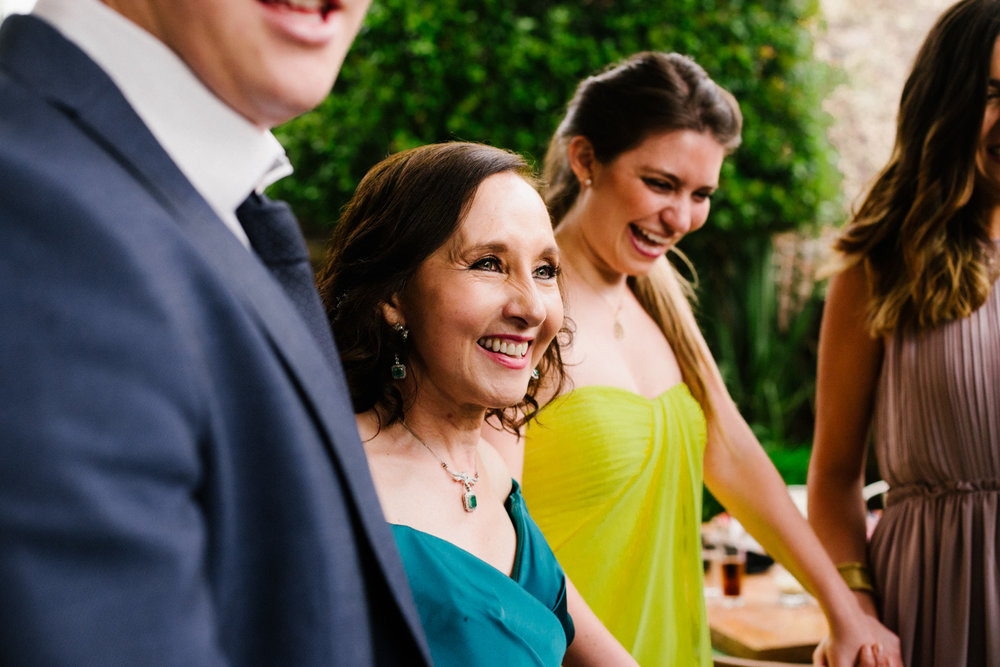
xmin=392 ymin=480 xmax=574 ymax=666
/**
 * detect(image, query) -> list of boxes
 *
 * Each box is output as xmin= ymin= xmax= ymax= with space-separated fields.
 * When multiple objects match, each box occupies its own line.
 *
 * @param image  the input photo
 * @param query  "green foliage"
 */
xmin=273 ymin=0 xmax=844 ymax=474
xmin=273 ymin=0 xmax=843 ymax=238
xmin=694 ymin=234 xmax=824 ymax=446
xmin=703 ymin=437 xmax=814 ymax=521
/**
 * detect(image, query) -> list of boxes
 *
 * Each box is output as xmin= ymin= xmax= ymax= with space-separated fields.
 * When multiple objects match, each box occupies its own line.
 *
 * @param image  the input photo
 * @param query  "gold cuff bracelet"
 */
xmin=836 ymin=561 xmax=875 ymax=593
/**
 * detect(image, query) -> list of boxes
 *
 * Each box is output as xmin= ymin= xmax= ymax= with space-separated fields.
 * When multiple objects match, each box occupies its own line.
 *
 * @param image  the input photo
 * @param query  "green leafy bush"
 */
xmin=274 ymin=0 xmax=841 ymax=236
xmin=272 ymin=0 xmax=844 ymax=501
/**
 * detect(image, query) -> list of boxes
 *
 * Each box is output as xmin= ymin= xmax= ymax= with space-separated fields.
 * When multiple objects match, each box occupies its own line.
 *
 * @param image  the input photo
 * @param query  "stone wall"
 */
xmin=815 ymin=0 xmax=955 ymax=213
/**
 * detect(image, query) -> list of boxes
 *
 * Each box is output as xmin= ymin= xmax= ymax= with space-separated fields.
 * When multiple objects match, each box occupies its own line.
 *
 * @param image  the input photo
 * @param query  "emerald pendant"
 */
xmin=463 ymin=491 xmax=477 ymax=512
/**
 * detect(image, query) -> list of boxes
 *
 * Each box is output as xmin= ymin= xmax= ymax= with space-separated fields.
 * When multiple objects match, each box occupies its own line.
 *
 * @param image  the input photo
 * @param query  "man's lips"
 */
xmin=258 ymin=0 xmax=343 ymax=19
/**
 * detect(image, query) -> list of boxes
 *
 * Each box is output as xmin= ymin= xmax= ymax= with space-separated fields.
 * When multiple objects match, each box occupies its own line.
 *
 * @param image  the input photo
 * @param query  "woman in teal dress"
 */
xmin=318 ymin=142 xmax=635 ymax=665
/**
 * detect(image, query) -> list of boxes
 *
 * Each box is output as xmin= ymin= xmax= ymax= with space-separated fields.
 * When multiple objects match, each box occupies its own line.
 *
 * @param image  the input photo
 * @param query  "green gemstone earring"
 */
xmin=390 ymin=355 xmax=406 ymax=380
xmin=391 ymin=323 xmax=409 ymax=381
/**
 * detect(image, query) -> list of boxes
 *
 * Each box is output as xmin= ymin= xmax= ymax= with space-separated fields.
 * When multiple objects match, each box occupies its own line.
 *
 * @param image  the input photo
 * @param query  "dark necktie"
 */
xmin=236 ymin=192 xmax=340 ymax=368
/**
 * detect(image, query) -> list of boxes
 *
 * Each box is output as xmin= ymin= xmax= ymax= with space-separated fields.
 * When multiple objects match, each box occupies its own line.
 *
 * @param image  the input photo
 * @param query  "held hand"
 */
xmin=812 ymin=635 xmax=831 ymax=666
xmin=859 ymin=615 xmax=902 ymax=667
xmin=812 ymin=615 xmax=902 ymax=667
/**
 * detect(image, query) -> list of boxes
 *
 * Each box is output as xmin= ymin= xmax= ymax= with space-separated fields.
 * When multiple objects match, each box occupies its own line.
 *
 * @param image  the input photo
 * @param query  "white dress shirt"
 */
xmin=32 ymin=0 xmax=294 ymax=247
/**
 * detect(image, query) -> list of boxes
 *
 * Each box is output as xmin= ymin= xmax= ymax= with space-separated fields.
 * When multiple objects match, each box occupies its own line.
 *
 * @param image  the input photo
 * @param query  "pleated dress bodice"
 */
xmin=869 ymin=280 xmax=1000 ymax=666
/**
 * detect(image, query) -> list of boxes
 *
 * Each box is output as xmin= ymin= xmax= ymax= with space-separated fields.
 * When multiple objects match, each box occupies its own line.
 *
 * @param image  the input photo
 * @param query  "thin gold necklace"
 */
xmin=570 ymin=263 xmax=626 ymax=339
xmin=400 ymin=421 xmax=479 ymax=512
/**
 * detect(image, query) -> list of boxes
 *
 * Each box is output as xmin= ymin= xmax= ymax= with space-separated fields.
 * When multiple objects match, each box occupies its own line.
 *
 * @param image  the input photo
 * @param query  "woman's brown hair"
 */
xmin=318 ymin=142 xmax=565 ymax=434
xmin=543 ymin=51 xmax=742 ymax=428
xmin=837 ymin=0 xmax=1000 ymax=335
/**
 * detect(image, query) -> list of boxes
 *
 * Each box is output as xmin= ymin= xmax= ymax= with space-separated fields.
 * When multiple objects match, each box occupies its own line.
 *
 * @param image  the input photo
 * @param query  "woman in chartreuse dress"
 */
xmin=485 ymin=52 xmax=900 ymax=666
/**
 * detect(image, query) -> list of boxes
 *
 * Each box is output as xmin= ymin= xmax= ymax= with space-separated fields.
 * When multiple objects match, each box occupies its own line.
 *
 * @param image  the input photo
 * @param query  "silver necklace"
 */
xmin=400 ymin=421 xmax=479 ymax=512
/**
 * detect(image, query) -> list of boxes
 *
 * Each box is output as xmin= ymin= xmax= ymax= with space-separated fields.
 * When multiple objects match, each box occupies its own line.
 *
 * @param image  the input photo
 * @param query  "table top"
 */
xmin=706 ymin=566 xmax=828 ymax=663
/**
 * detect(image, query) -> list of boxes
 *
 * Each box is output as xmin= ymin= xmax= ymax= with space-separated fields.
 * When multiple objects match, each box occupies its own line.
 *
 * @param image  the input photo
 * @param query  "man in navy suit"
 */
xmin=0 ymin=0 xmax=431 ymax=664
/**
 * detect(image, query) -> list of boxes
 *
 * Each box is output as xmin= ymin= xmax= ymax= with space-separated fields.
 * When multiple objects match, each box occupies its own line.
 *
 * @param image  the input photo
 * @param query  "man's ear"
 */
xmin=567 ymin=135 xmax=596 ymax=186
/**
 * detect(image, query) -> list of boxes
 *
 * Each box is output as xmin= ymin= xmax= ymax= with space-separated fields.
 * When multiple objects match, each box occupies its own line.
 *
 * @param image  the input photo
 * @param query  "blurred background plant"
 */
xmin=0 ymin=0 xmax=954 ymax=517
xmin=271 ymin=0 xmax=841 ymax=519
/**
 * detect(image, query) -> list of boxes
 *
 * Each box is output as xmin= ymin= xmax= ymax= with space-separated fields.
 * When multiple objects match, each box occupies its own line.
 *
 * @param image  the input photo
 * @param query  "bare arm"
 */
xmin=704 ymin=403 xmax=895 ymax=665
xmin=687 ymin=288 xmax=898 ymax=666
xmin=562 ymin=576 xmax=638 ymax=666
xmin=807 ymin=264 xmax=884 ymax=618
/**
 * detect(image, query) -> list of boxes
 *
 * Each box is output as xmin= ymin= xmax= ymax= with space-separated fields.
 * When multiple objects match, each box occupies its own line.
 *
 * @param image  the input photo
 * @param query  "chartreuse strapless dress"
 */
xmin=523 ymin=384 xmax=710 ymax=667
xmin=391 ymin=480 xmax=575 ymax=666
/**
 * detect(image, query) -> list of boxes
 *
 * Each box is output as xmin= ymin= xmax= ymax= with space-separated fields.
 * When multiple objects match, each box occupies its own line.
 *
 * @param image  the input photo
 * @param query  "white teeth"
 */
xmin=631 ymin=224 xmax=671 ymax=246
xmin=478 ymin=337 xmax=529 ymax=359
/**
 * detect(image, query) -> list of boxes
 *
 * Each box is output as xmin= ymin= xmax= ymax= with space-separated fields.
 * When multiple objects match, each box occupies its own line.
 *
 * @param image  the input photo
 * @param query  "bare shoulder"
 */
xmin=478 ymin=438 xmax=514 ymax=503
xmin=355 ymin=410 xmax=380 ymax=444
xmin=355 ymin=410 xmax=393 ymax=461
xmin=828 ymin=261 xmax=870 ymax=304
xmin=353 ymin=411 xmax=406 ymax=512
xmin=481 ymin=418 xmax=523 ymax=480
xmin=821 ymin=263 xmax=879 ymax=348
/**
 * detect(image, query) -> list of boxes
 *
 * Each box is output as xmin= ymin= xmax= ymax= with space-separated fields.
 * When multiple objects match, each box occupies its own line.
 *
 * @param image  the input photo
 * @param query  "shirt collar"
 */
xmin=32 ymin=0 xmax=292 ymax=243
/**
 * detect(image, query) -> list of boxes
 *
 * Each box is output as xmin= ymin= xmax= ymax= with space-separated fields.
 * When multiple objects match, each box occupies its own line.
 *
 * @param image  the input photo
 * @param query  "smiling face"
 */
xmin=104 ymin=0 xmax=372 ymax=128
xmin=570 ymin=129 xmax=725 ymax=278
xmin=978 ymin=36 xmax=1000 ymax=205
xmin=387 ymin=172 xmax=563 ymax=416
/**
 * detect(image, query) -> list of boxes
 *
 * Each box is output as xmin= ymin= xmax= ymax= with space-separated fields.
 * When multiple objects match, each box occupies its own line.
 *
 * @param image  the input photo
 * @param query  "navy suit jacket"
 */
xmin=0 ymin=15 xmax=430 ymax=666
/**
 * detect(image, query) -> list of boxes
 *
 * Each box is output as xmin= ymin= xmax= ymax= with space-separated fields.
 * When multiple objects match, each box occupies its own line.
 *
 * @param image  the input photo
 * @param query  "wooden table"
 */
xmin=706 ymin=566 xmax=828 ymax=663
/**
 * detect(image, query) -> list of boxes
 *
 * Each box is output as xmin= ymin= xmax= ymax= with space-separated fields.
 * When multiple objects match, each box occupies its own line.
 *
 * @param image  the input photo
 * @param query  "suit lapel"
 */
xmin=2 ymin=15 xmax=362 ymax=486
xmin=1 ymin=16 xmax=429 ymax=656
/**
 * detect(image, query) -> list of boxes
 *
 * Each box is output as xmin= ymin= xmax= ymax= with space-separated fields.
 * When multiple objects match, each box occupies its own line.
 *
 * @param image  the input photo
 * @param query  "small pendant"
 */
xmin=462 ymin=490 xmax=478 ymax=512
xmin=613 ymin=320 xmax=624 ymax=339
xmin=390 ymin=355 xmax=407 ymax=380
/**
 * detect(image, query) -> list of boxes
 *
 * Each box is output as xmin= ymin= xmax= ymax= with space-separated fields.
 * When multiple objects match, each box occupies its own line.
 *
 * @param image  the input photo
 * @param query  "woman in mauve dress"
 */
xmin=808 ymin=1 xmax=1000 ymax=664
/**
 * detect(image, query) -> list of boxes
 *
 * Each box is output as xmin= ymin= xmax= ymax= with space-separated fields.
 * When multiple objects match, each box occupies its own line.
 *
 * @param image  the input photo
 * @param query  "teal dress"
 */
xmin=392 ymin=480 xmax=574 ymax=666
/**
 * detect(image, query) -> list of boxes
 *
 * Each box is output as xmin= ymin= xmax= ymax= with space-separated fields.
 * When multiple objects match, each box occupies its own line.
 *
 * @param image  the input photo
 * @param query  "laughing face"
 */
xmin=977 ymin=36 xmax=1000 ymax=203
xmin=573 ymin=129 xmax=725 ymax=277
xmin=104 ymin=0 xmax=372 ymax=128
xmin=386 ymin=172 xmax=563 ymax=416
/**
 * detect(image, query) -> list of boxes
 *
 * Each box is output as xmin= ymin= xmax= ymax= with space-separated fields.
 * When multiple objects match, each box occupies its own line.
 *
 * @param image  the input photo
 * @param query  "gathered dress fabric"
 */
xmin=522 ymin=384 xmax=710 ymax=666
xmin=391 ymin=480 xmax=574 ymax=667
xmin=868 ymin=280 xmax=1000 ymax=666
